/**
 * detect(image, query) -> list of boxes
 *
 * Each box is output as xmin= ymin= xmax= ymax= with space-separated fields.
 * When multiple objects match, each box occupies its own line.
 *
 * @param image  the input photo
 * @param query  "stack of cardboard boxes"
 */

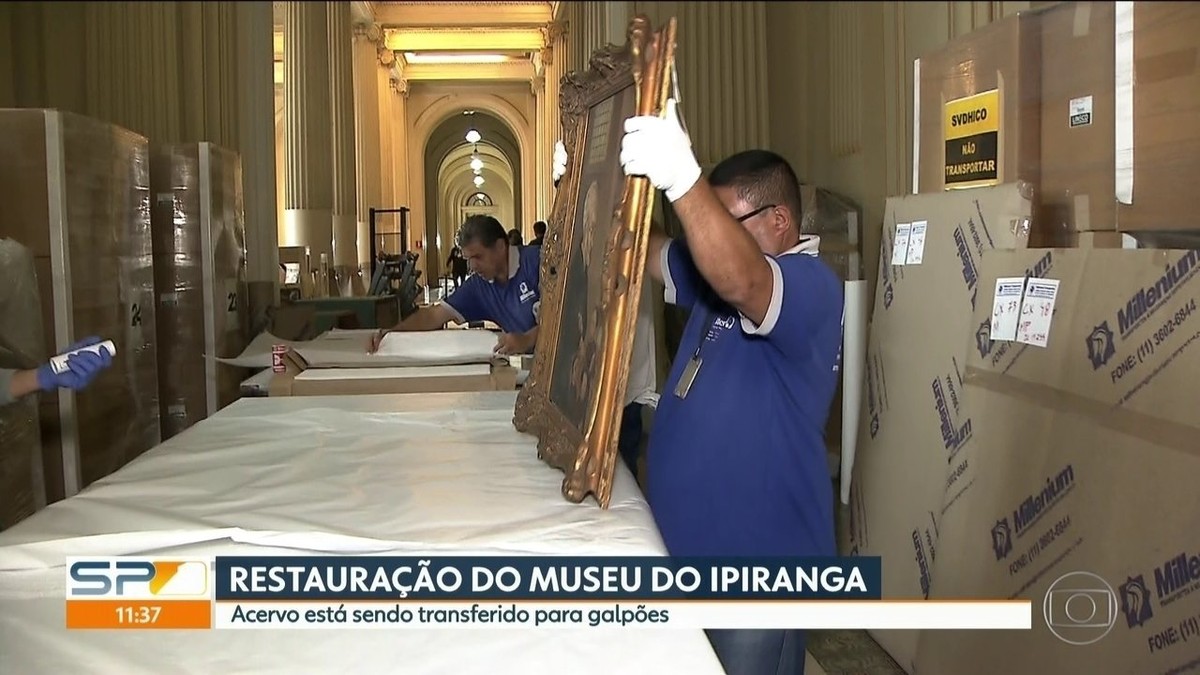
xmin=0 ymin=110 xmax=162 ymax=505
xmin=0 ymin=112 xmax=252 ymax=522
xmin=915 ymin=2 xmax=1200 ymax=246
xmin=150 ymin=143 xmax=250 ymax=440
xmin=851 ymin=2 xmax=1200 ymax=673
xmin=0 ymin=240 xmax=46 ymax=529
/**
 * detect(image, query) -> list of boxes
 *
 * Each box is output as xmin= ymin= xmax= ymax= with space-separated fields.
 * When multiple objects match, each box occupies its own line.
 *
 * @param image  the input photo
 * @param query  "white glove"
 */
xmin=619 ymin=98 xmax=701 ymax=203
xmin=552 ymin=140 xmax=568 ymax=184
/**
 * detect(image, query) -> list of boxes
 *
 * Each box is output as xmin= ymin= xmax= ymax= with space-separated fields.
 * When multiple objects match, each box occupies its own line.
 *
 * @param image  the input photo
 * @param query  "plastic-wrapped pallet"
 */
xmin=150 ymin=143 xmax=249 ymax=439
xmin=0 ymin=239 xmax=47 ymax=529
xmin=799 ymin=184 xmax=863 ymax=282
xmin=0 ymin=109 xmax=161 ymax=503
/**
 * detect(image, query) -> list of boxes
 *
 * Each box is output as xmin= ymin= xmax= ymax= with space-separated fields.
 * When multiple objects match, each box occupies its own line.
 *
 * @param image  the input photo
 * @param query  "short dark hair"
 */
xmin=533 ymin=220 xmax=547 ymax=236
xmin=709 ymin=150 xmax=804 ymax=229
xmin=456 ymin=215 xmax=507 ymax=248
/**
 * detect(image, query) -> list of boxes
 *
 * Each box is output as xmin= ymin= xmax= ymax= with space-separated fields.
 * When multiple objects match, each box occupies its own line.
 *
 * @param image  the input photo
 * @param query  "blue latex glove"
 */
xmin=36 ymin=336 xmax=114 ymax=393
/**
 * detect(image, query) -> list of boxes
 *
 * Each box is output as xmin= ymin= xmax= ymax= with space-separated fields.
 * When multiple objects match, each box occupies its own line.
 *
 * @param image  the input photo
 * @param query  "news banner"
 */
xmin=64 ymin=556 xmax=1031 ymax=630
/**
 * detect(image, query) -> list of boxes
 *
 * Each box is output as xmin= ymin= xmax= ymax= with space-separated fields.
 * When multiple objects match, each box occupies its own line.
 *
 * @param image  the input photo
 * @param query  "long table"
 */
xmin=0 ymin=392 xmax=725 ymax=674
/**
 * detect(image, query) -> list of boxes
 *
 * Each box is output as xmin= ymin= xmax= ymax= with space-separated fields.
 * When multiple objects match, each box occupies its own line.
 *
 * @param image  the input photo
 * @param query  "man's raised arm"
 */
xmin=620 ymin=100 xmax=774 ymax=325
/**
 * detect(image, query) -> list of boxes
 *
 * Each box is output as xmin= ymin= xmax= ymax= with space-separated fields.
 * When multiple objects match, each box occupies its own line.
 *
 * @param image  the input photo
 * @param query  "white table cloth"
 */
xmin=217 ymin=329 xmax=500 ymax=370
xmin=0 ymin=392 xmax=725 ymax=675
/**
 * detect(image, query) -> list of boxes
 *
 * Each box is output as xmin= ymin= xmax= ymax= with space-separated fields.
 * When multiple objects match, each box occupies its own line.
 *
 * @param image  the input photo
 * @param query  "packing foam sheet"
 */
xmin=215 ymin=328 xmax=500 ymax=369
xmin=0 ymin=392 xmax=724 ymax=675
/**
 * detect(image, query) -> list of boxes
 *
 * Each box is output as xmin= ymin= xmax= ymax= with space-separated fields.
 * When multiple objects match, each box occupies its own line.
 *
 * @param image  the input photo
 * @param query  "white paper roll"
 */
xmin=841 ymin=280 xmax=869 ymax=505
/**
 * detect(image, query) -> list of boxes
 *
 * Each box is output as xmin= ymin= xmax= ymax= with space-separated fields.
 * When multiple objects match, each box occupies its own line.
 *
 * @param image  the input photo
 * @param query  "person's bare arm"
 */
xmin=393 ymin=304 xmax=456 ymax=331
xmin=669 ymin=181 xmax=775 ymax=325
xmin=368 ymin=305 xmax=455 ymax=353
xmin=1 ymin=368 xmax=38 ymax=406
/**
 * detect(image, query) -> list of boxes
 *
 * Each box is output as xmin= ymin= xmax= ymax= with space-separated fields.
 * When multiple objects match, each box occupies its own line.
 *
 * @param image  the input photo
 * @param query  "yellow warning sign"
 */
xmin=944 ymin=90 xmax=1000 ymax=141
xmin=943 ymin=90 xmax=1000 ymax=187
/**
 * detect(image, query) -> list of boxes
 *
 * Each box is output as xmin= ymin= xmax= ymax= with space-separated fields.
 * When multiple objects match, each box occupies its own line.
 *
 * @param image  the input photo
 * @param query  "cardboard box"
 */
xmin=1037 ymin=1 xmax=1118 ymax=240
xmin=268 ymin=350 xmax=518 ymax=396
xmin=0 ymin=109 xmax=161 ymax=502
xmin=0 ymin=239 xmax=46 ymax=530
xmin=848 ymin=182 xmax=1032 ymax=672
xmin=1038 ymin=2 xmax=1200 ymax=236
xmin=914 ymin=14 xmax=1042 ymax=195
xmin=151 ymin=142 xmax=249 ymax=440
xmin=920 ymin=2 xmax=1200 ymax=240
xmin=915 ymin=248 xmax=1200 ymax=674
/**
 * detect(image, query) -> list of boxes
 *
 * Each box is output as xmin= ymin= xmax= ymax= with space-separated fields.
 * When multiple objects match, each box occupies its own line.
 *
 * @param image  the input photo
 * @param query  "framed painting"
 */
xmin=513 ymin=15 xmax=676 ymax=508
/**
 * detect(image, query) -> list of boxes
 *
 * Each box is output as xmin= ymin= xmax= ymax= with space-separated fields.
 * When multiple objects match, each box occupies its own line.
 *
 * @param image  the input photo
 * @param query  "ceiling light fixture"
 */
xmin=465 ymin=128 xmax=481 ymax=144
xmin=470 ymin=156 xmax=483 ymax=172
xmin=473 ymin=175 xmax=485 ymax=187
xmin=404 ymin=52 xmax=509 ymax=64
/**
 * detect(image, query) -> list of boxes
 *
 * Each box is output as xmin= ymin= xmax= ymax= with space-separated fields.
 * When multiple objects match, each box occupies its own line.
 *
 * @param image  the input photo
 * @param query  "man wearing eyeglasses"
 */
xmin=619 ymin=99 xmax=844 ymax=675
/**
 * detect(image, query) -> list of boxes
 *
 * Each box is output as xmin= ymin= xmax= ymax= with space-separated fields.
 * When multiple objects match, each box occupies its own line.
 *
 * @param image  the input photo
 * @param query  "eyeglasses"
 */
xmin=734 ymin=204 xmax=776 ymax=222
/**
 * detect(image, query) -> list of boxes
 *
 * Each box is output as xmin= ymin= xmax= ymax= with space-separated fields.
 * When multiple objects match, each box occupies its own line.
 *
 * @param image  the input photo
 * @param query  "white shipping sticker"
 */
xmin=1069 ymin=95 xmax=1093 ymax=128
xmin=990 ymin=277 xmax=1027 ymax=342
xmin=1016 ymin=279 xmax=1060 ymax=348
xmin=905 ymin=221 xmax=928 ymax=265
xmin=891 ymin=223 xmax=912 ymax=266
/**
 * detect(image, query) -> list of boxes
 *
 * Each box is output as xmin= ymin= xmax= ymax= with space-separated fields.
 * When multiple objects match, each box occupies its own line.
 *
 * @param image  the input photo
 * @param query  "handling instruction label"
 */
xmin=944 ymin=90 xmax=1000 ymax=188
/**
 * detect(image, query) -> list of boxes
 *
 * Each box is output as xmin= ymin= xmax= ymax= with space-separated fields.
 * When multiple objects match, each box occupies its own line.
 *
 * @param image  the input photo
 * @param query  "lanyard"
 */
xmin=676 ymin=307 xmax=719 ymax=400
xmin=691 ymin=308 xmax=719 ymax=360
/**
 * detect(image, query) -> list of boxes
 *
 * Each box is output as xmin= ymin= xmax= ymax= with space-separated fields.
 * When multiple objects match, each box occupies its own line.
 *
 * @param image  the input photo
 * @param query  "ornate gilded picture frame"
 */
xmin=513 ymin=15 xmax=676 ymax=508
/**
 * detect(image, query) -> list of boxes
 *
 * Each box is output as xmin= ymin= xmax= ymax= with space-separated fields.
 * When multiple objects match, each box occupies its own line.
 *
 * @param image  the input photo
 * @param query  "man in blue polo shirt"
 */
xmin=620 ymin=100 xmax=843 ymax=675
xmin=369 ymin=215 xmax=542 ymax=355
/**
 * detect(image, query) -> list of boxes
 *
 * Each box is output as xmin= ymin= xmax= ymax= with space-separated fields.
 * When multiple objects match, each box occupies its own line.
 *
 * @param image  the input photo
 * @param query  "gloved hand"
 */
xmin=36 ymin=336 xmax=113 ymax=393
xmin=552 ymin=140 xmax=568 ymax=184
xmin=619 ymin=98 xmax=701 ymax=203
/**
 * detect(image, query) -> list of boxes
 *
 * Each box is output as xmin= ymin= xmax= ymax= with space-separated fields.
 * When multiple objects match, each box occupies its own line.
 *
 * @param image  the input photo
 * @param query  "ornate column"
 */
xmin=393 ymin=71 xmax=412 ymax=252
xmin=328 ymin=1 xmax=358 ymax=280
xmin=537 ymin=21 xmax=566 ymax=218
xmin=282 ymin=1 xmax=334 ymax=263
xmin=532 ymin=54 xmax=548 ymax=225
xmin=377 ymin=52 xmax=396 ymax=211
xmin=352 ymin=23 xmax=384 ymax=268
xmin=389 ymin=64 xmax=410 ymax=212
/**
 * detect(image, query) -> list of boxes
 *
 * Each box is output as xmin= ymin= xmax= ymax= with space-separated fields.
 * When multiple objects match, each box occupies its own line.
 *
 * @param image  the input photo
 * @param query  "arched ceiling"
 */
xmin=437 ymin=142 xmax=513 ymax=189
xmin=273 ymin=2 xmax=562 ymax=86
xmin=423 ymin=109 xmax=522 ymax=278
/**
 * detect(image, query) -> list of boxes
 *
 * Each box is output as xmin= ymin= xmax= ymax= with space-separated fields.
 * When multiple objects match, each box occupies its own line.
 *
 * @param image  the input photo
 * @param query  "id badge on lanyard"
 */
xmin=674 ymin=310 xmax=717 ymax=399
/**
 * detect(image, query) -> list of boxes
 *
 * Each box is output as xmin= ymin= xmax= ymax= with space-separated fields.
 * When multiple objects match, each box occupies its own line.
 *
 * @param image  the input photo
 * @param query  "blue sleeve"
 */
xmin=739 ymin=253 xmax=844 ymax=361
xmin=661 ymin=239 xmax=703 ymax=309
xmin=443 ymin=276 xmax=488 ymax=324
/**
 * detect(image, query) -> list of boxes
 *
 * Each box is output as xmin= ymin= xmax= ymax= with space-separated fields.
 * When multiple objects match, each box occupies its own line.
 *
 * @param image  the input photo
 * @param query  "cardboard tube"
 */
xmin=841 ymin=280 xmax=868 ymax=505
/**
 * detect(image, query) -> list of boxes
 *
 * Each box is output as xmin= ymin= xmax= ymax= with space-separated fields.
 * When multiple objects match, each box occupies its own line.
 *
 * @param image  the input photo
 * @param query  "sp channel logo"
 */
xmin=67 ymin=558 xmax=209 ymax=599
xmin=1042 ymin=571 xmax=1118 ymax=645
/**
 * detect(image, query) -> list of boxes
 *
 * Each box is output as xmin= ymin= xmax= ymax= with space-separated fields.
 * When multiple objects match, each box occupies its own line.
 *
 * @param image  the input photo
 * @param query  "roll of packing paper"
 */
xmin=841 ymin=280 xmax=868 ymax=505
